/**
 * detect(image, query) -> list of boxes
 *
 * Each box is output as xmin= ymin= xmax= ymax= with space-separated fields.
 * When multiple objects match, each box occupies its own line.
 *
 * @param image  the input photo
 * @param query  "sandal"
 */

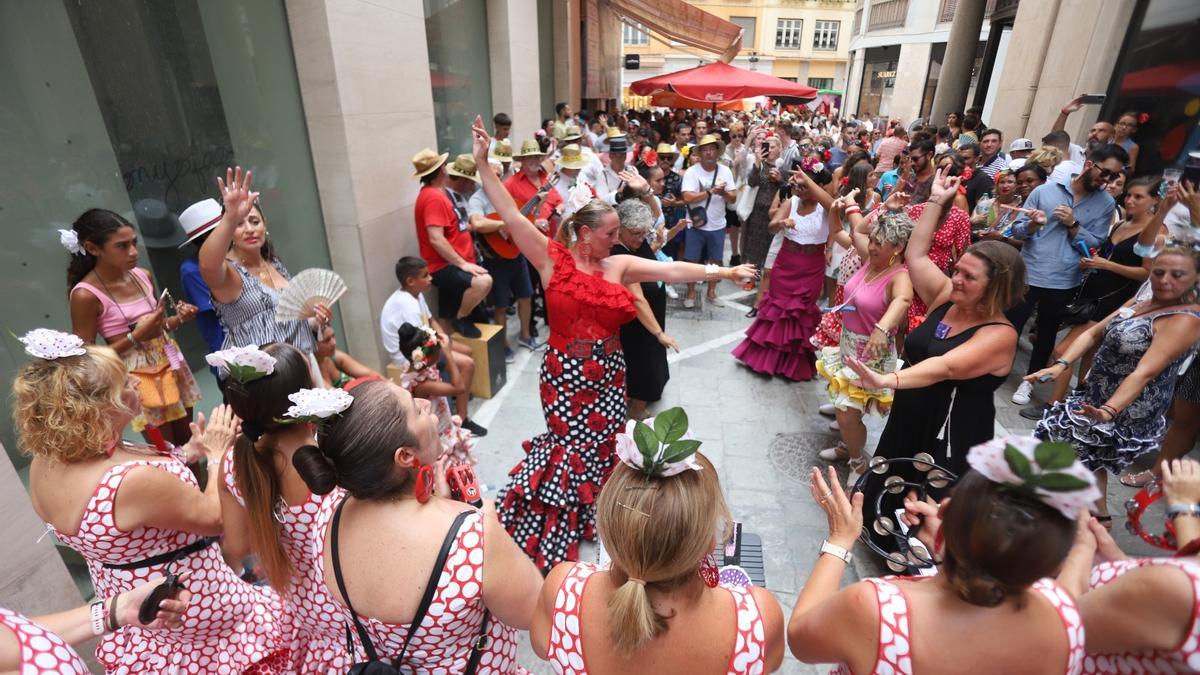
xmin=1119 ymin=470 xmax=1156 ymax=488
xmin=818 ymin=442 xmax=850 ymax=462
xmin=745 ymin=307 xmax=758 ymax=318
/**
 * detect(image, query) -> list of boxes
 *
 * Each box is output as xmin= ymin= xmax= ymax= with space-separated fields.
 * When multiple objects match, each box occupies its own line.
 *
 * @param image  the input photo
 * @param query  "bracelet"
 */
xmin=704 ymin=263 xmax=720 ymax=282
xmin=844 ymin=204 xmax=862 ymax=216
xmin=873 ymin=323 xmax=887 ymax=335
xmin=1167 ymin=504 xmax=1200 ymax=521
xmin=126 ymin=331 xmax=140 ymax=348
xmin=1053 ymin=358 xmax=1070 ymax=368
xmin=107 ymin=593 xmax=120 ymax=632
xmin=893 ymin=371 xmax=901 ymax=389
xmin=90 ymin=600 xmax=106 ymax=636
xmin=1100 ymin=403 xmax=1120 ymax=418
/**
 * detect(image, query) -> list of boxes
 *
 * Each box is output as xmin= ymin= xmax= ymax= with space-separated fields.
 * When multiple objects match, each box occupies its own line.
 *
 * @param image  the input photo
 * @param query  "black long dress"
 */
xmin=861 ymin=302 xmax=1014 ymax=550
xmin=611 ymin=240 xmax=669 ymax=403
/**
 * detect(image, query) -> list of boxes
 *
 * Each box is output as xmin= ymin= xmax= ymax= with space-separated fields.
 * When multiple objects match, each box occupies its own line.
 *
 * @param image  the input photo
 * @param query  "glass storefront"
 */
xmin=856 ymin=46 xmax=899 ymax=119
xmin=1106 ymin=0 xmax=1200 ymax=179
xmin=0 ymin=0 xmax=334 ymax=594
xmin=425 ymin=0 xmax=494 ymax=155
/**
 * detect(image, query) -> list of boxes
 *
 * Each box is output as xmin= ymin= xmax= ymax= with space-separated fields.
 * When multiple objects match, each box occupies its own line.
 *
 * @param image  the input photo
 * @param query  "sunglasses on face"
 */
xmin=1092 ymin=166 xmax=1121 ymax=182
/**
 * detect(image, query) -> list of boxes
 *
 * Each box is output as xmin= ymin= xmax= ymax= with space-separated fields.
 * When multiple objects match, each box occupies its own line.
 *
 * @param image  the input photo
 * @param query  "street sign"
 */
xmin=625 ymin=54 xmax=640 ymax=70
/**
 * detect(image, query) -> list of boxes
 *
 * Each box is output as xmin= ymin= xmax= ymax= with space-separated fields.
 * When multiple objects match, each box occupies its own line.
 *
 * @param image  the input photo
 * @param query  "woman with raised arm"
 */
xmin=12 ymin=330 xmax=287 ymax=672
xmin=199 ymin=167 xmax=331 ymax=363
xmin=843 ymin=167 xmax=1025 ymax=550
xmin=470 ymin=115 xmax=756 ymax=570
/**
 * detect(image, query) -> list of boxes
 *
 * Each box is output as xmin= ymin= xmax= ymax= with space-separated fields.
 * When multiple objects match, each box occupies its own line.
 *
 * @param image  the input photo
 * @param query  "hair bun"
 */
xmin=292 ymin=445 xmax=337 ymax=495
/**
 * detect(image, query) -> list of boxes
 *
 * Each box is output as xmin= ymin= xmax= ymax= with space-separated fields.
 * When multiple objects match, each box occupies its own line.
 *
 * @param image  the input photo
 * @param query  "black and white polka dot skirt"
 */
xmin=497 ymin=345 xmax=626 ymax=571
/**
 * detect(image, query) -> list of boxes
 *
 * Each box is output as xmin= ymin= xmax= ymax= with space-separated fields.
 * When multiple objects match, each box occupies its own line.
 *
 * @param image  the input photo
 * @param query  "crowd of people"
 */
xmin=3 ymin=92 xmax=1198 ymax=674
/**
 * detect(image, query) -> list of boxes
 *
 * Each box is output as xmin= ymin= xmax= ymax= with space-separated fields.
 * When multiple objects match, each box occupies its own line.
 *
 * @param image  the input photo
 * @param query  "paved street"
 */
xmin=468 ymin=272 xmax=1164 ymax=674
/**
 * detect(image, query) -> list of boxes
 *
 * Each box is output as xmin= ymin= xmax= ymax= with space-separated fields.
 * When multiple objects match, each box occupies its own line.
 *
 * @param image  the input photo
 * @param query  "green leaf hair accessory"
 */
xmin=614 ymin=407 xmax=703 ymax=478
xmin=966 ymin=435 xmax=1101 ymax=519
xmin=205 ymin=345 xmax=276 ymax=383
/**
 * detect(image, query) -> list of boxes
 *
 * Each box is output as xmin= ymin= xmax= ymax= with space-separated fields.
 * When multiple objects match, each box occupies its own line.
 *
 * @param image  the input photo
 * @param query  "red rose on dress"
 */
xmin=545 ymin=351 xmax=563 ymax=377
xmin=547 ymin=414 xmax=569 ymax=436
xmin=612 ymin=369 xmax=626 ymax=389
xmin=585 ymin=411 xmax=608 ymax=433
xmin=582 ymin=360 xmax=605 ymax=381
xmin=540 ymin=382 xmax=557 ymax=406
xmin=572 ymin=389 xmax=599 ymax=407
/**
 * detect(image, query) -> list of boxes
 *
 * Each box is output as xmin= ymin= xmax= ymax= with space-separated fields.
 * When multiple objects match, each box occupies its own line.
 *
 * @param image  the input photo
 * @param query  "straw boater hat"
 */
xmin=561 ymin=124 xmax=583 ymax=142
xmin=696 ymin=133 xmax=726 ymax=155
xmin=605 ymin=127 xmax=627 ymax=140
xmin=412 ymin=148 xmax=449 ymax=178
xmin=177 ymin=198 xmax=223 ymax=248
xmin=513 ymin=139 xmax=546 ymax=158
xmin=558 ymin=144 xmax=591 ymax=170
xmin=655 ymin=142 xmax=678 ymax=156
xmin=490 ymin=138 xmax=513 ymax=162
xmin=446 ymin=154 xmax=480 ymax=184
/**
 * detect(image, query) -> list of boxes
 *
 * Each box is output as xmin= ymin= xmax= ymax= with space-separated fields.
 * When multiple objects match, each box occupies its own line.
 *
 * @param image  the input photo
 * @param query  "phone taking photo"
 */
xmin=1079 ymin=94 xmax=1106 ymax=105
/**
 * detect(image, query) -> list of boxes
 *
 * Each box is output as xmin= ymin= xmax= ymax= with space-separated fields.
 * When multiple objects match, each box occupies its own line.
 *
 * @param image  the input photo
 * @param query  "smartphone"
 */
xmin=1079 ymin=94 xmax=1106 ymax=105
xmin=761 ymin=142 xmax=770 ymax=154
xmin=138 ymin=574 xmax=182 ymax=625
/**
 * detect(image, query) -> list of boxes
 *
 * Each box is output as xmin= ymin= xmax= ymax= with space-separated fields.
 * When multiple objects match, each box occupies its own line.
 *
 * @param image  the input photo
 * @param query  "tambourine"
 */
xmin=851 ymin=453 xmax=958 ymax=575
xmin=1124 ymin=480 xmax=1177 ymax=550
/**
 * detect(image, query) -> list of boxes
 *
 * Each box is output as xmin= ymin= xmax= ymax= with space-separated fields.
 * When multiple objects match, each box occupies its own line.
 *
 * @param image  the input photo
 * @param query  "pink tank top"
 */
xmin=546 ymin=562 xmax=768 ymax=674
xmin=841 ymin=264 xmax=905 ymax=336
xmin=70 ymin=267 xmax=156 ymax=339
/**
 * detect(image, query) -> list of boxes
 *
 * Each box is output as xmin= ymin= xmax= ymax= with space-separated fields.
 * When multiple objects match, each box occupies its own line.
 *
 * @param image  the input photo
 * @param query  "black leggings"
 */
xmin=1004 ymin=285 xmax=1080 ymax=375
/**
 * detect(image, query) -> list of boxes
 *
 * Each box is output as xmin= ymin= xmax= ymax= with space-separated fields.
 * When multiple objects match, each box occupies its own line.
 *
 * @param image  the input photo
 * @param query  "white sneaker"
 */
xmin=683 ymin=297 xmax=696 ymax=309
xmin=828 ymin=419 xmax=840 ymax=432
xmin=1011 ymin=380 xmax=1033 ymax=405
xmin=818 ymin=444 xmax=848 ymax=462
xmin=665 ymin=285 xmax=679 ymax=299
xmin=818 ymin=403 xmax=837 ymax=417
xmin=709 ymin=296 xmax=726 ymax=307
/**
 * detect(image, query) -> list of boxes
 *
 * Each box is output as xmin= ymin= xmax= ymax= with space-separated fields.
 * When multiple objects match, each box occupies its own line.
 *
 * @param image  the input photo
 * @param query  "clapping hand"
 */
xmin=216 ymin=167 xmax=259 ymax=225
xmin=1163 ymin=458 xmax=1200 ymax=506
xmin=810 ymin=466 xmax=863 ymax=549
xmin=185 ymin=404 xmax=240 ymax=465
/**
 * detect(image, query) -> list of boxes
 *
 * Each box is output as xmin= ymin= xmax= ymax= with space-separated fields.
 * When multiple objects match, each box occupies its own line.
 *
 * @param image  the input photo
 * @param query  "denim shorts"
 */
xmin=684 ymin=227 xmax=725 ymax=262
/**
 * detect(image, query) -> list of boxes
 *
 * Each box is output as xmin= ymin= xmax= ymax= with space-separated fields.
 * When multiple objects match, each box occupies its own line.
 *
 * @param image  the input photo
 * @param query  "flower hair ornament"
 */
xmin=562 ymin=182 xmax=593 ymax=220
xmin=966 ymin=435 xmax=1101 ymax=520
xmin=614 ymin=406 xmax=703 ymax=478
xmin=640 ymin=147 xmax=658 ymax=167
xmin=205 ymin=345 xmax=277 ymax=384
xmin=58 ymin=229 xmax=84 ymax=256
xmin=278 ymin=387 xmax=353 ymax=430
xmin=19 ymin=328 xmax=87 ymax=360
xmin=800 ymin=155 xmax=825 ymax=174
xmin=406 ymin=326 xmax=439 ymax=372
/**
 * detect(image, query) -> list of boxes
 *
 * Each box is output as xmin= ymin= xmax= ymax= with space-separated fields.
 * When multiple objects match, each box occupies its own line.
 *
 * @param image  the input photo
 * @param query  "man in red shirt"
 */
xmin=504 ymin=140 xmax=562 ymax=236
xmin=412 ymin=147 xmax=492 ymax=338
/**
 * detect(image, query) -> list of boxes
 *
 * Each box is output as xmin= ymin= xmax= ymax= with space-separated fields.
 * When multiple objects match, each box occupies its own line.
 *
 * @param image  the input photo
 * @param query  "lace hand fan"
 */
xmin=274 ymin=268 xmax=347 ymax=322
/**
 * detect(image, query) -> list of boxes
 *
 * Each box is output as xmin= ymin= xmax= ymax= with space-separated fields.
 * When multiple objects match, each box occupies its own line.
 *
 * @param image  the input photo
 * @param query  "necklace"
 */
xmin=237 ymin=257 xmax=276 ymax=289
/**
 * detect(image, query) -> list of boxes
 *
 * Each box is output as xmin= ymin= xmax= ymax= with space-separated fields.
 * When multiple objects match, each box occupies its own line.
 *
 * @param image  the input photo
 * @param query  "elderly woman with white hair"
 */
xmin=612 ymin=199 xmax=679 ymax=420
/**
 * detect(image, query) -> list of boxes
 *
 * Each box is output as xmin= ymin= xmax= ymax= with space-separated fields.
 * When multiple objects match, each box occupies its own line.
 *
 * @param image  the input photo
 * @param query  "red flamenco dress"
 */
xmin=497 ymin=239 xmax=636 ymax=571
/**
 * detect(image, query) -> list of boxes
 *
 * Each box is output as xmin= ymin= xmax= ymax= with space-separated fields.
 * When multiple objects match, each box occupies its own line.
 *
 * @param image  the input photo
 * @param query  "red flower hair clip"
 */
xmin=839 ymin=176 xmax=849 ymax=187
xmin=641 ymin=148 xmax=658 ymax=166
xmin=822 ymin=149 xmax=832 ymax=162
xmin=1138 ymin=112 xmax=1151 ymax=125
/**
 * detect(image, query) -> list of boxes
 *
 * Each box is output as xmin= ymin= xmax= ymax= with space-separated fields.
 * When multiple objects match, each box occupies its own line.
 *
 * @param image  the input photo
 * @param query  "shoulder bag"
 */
xmin=688 ymin=168 xmax=719 ymax=227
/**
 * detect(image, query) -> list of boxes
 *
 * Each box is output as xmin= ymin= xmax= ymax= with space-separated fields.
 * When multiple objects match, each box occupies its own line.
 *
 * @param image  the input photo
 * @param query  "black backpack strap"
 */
xmin=394 ymin=510 xmax=474 ymax=666
xmin=330 ymin=494 xmax=380 ymax=662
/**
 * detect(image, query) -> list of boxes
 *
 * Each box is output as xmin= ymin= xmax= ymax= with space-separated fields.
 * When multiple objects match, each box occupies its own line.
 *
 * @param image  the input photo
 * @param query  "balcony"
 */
xmin=938 ymin=0 xmax=999 ymax=24
xmin=868 ymin=0 xmax=908 ymax=31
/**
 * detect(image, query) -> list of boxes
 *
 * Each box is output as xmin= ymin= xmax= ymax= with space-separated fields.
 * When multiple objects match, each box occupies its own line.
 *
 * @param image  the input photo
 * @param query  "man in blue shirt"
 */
xmin=177 ymin=198 xmax=226 ymax=355
xmin=1007 ymin=144 xmax=1127 ymax=408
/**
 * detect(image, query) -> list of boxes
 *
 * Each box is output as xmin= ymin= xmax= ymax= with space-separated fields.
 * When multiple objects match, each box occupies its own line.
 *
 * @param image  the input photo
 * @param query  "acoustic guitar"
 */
xmin=482 ymin=174 xmax=559 ymax=259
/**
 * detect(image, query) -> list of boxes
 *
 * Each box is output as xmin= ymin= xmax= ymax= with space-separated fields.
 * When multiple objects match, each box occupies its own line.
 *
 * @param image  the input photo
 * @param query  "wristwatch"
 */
xmin=1167 ymin=504 xmax=1200 ymax=521
xmin=820 ymin=539 xmax=853 ymax=564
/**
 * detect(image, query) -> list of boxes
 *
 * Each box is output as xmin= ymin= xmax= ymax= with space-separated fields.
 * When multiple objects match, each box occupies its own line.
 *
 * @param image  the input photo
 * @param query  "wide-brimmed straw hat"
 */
xmin=412 ymin=148 xmax=449 ymax=178
xmin=561 ymin=124 xmax=583 ymax=142
xmin=558 ymin=144 xmax=590 ymax=170
xmin=446 ymin=154 xmax=480 ymax=183
xmin=513 ymin=139 xmax=546 ymax=158
xmin=177 ymin=198 xmax=223 ymax=248
xmin=655 ymin=142 xmax=678 ymax=156
xmin=490 ymin=139 xmax=513 ymax=162
xmin=696 ymin=133 xmax=726 ymax=155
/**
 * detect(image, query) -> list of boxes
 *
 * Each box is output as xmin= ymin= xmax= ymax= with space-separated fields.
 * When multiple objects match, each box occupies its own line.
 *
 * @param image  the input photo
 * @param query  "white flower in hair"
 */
xmin=614 ymin=407 xmax=703 ymax=478
xmin=410 ymin=347 xmax=427 ymax=369
xmin=19 ymin=329 xmax=87 ymax=360
xmin=563 ymin=182 xmax=593 ymax=218
xmin=205 ymin=345 xmax=277 ymax=383
xmin=58 ymin=229 xmax=83 ymax=256
xmin=811 ymin=162 xmax=825 ymax=173
xmin=284 ymin=387 xmax=353 ymax=421
xmin=967 ymin=435 xmax=1101 ymax=520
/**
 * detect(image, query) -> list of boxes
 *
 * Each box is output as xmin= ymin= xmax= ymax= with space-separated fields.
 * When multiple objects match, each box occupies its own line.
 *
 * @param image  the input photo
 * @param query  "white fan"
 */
xmin=275 ymin=268 xmax=347 ymax=323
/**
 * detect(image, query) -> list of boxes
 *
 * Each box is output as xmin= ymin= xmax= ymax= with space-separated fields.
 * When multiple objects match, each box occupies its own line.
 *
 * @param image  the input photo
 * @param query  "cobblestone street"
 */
xmin=470 ymin=274 xmax=1164 ymax=674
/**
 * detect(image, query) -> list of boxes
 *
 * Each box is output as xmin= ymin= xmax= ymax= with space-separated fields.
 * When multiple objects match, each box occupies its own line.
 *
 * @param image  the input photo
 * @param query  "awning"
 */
xmin=604 ymin=0 xmax=742 ymax=63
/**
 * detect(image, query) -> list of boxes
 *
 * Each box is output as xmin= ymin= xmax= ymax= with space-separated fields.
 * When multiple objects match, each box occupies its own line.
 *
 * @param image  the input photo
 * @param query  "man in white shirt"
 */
xmin=594 ymin=132 xmax=630 ymax=204
xmin=381 ymin=256 xmax=487 ymax=436
xmin=681 ymin=134 xmax=737 ymax=308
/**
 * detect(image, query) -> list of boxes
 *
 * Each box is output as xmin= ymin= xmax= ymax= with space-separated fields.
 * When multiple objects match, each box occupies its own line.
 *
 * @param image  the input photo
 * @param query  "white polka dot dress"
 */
xmin=1083 ymin=558 xmax=1200 ymax=673
xmin=49 ymin=458 xmax=287 ymax=673
xmin=312 ymin=500 xmax=527 ymax=673
xmin=0 ymin=607 xmax=89 ymax=674
xmin=545 ymin=562 xmax=769 ymax=674
xmin=830 ymin=577 xmax=1084 ymax=674
xmin=223 ymin=449 xmax=356 ymax=673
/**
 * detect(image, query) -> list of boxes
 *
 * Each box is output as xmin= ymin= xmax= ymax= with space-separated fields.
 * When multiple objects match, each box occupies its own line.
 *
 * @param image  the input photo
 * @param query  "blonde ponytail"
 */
xmin=556 ymin=199 xmax=614 ymax=246
xmin=606 ymin=576 xmax=665 ymax=654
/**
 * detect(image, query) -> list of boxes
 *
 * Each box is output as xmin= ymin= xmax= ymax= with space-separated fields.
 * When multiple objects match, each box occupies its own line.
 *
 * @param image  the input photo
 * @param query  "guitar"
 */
xmin=482 ymin=174 xmax=560 ymax=259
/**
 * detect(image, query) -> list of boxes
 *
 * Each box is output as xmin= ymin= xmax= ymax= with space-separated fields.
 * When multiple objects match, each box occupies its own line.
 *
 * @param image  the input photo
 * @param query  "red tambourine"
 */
xmin=1124 ymin=481 xmax=1177 ymax=550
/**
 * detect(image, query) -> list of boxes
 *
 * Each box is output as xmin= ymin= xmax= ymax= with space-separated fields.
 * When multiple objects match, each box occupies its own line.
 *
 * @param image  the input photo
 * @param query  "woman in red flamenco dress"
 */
xmin=470 ymin=117 xmax=756 ymax=570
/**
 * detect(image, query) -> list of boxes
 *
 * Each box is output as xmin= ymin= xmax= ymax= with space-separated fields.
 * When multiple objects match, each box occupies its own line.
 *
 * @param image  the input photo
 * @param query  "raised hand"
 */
xmin=617 ymin=168 xmax=648 ymax=194
xmin=470 ymin=115 xmax=492 ymax=166
xmin=810 ymin=466 xmax=863 ymax=549
xmin=883 ymin=189 xmax=911 ymax=212
xmin=1060 ymin=95 xmax=1085 ymax=115
xmin=216 ymin=167 xmax=259 ymax=226
xmin=1163 ymin=458 xmax=1200 ymax=507
xmin=928 ymin=166 xmax=961 ymax=207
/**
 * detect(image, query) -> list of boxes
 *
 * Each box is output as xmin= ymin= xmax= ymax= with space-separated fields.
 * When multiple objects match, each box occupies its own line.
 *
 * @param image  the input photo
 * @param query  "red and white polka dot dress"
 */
xmin=222 ymin=449 xmax=355 ymax=673
xmin=313 ymin=500 xmax=527 ymax=673
xmin=0 ymin=607 xmax=89 ymax=674
xmin=1083 ymin=557 xmax=1200 ymax=673
xmin=902 ymin=202 xmax=971 ymax=332
xmin=545 ymin=562 xmax=769 ymax=674
xmin=831 ymin=576 xmax=1084 ymax=674
xmin=49 ymin=458 xmax=286 ymax=673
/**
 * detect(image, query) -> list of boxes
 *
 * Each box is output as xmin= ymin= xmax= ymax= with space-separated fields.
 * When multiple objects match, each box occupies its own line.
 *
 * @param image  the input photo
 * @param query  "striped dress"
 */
xmin=213 ymin=259 xmax=317 ymax=355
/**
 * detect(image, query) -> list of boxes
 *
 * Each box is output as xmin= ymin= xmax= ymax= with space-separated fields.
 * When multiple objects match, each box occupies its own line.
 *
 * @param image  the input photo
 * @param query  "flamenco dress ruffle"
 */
xmin=815 ymin=330 xmax=897 ymax=415
xmin=1036 ymin=395 xmax=1167 ymax=474
xmin=732 ymin=244 xmax=823 ymax=381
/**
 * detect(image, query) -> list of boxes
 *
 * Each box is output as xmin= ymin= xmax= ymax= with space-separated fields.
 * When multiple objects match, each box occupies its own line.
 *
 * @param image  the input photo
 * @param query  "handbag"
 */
xmin=129 ymin=361 xmax=181 ymax=408
xmin=688 ymin=168 xmax=719 ymax=227
xmin=333 ymin=500 xmax=490 ymax=674
xmin=1060 ymin=227 xmax=1131 ymax=326
xmin=735 ymin=166 xmax=759 ymax=221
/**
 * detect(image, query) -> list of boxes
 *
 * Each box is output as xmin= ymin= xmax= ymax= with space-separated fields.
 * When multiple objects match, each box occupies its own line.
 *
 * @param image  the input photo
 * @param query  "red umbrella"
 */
xmin=630 ymin=61 xmax=817 ymax=103
xmin=650 ymin=91 xmax=749 ymax=111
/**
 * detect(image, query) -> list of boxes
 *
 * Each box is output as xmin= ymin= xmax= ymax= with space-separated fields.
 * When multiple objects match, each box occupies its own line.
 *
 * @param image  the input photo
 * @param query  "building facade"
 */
xmin=621 ymin=0 xmax=856 ymax=98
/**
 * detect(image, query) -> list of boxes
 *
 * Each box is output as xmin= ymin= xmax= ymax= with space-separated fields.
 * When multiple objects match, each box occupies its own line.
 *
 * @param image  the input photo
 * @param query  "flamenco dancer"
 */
xmin=470 ymin=116 xmax=756 ymax=570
